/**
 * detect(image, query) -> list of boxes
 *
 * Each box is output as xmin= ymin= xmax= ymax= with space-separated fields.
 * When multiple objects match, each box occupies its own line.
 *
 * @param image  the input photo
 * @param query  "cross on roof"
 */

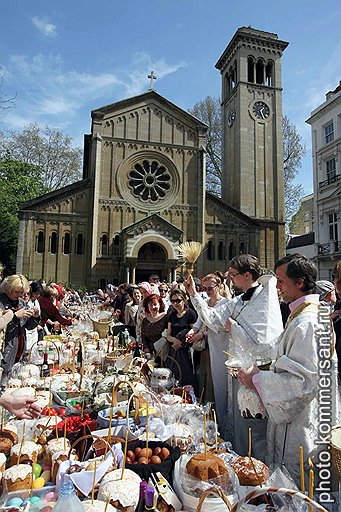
xmin=148 ymin=71 xmax=157 ymax=90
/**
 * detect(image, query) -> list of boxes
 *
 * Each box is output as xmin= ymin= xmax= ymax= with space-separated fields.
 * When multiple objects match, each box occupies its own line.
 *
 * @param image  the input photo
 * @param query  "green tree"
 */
xmin=282 ymin=115 xmax=307 ymax=226
xmin=0 ymin=159 xmax=48 ymax=272
xmin=189 ymin=97 xmax=307 ymax=226
xmin=188 ymin=96 xmax=222 ymax=195
xmin=0 ymin=123 xmax=82 ymax=190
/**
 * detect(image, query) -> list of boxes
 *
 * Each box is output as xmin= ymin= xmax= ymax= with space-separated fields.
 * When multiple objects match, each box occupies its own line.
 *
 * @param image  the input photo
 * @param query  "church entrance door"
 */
xmin=135 ymin=242 xmax=167 ymax=283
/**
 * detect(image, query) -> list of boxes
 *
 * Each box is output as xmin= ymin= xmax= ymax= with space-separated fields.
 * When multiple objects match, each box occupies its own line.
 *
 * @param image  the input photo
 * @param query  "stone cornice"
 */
xmin=19 ymin=179 xmax=91 ymax=212
xmin=216 ymin=27 xmax=288 ymax=71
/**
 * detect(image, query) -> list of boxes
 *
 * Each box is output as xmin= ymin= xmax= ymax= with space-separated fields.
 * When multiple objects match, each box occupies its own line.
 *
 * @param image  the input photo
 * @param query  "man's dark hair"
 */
xmin=30 ymin=281 xmax=44 ymax=295
xmin=228 ymin=254 xmax=261 ymax=281
xmin=274 ymin=253 xmax=317 ymax=293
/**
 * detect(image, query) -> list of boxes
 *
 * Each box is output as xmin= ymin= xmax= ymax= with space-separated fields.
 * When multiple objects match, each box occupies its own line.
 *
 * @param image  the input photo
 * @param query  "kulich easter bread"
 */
xmin=186 ymin=452 xmax=228 ymax=481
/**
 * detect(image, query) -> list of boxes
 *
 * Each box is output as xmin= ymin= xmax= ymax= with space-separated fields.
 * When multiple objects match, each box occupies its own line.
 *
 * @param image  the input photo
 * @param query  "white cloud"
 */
xmin=31 ymin=16 xmax=57 ymax=38
xmin=1 ymin=51 xmax=186 ymax=137
xmin=124 ymin=52 xmax=187 ymax=96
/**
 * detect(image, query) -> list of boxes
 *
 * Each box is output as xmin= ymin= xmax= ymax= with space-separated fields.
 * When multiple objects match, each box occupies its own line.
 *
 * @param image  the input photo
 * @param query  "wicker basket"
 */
xmin=196 ymin=486 xmax=329 ymax=512
xmin=67 ymin=434 xmax=117 ymax=497
xmin=331 ymin=424 xmax=341 ymax=479
xmin=91 ymin=318 xmax=111 ymax=339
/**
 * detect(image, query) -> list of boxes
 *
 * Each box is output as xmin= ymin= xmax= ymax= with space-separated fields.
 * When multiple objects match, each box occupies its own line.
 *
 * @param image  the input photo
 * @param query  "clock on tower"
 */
xmin=215 ymin=27 xmax=288 ymax=268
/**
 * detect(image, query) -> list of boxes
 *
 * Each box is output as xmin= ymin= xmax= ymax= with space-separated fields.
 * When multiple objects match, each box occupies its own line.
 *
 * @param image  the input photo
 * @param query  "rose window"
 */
xmin=128 ymin=160 xmax=172 ymax=202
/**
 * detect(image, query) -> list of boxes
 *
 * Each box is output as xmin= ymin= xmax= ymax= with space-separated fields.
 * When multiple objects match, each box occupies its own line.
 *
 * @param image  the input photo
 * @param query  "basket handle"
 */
xmin=197 ymin=487 xmax=232 ymax=512
xmin=67 ymin=433 xmax=117 ymax=463
xmin=112 ymin=380 xmax=136 ymax=407
xmin=164 ymin=355 xmax=183 ymax=385
xmin=231 ymin=486 xmax=329 ymax=512
xmin=28 ymin=338 xmax=60 ymax=365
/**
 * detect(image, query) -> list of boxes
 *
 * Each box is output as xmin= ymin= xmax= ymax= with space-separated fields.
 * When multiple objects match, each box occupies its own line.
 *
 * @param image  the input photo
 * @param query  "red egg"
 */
xmin=127 ymin=450 xmax=135 ymax=462
xmin=138 ymin=457 xmax=148 ymax=464
xmin=150 ymin=455 xmax=162 ymax=464
xmin=125 ymin=456 xmax=133 ymax=464
xmin=153 ymin=447 xmax=162 ymax=456
xmin=134 ymin=447 xmax=142 ymax=457
xmin=139 ymin=447 xmax=152 ymax=459
xmin=160 ymin=447 xmax=170 ymax=460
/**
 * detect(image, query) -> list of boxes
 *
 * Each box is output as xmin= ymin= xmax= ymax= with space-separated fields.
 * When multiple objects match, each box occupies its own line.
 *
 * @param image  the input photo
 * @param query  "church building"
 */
xmin=16 ymin=27 xmax=288 ymax=288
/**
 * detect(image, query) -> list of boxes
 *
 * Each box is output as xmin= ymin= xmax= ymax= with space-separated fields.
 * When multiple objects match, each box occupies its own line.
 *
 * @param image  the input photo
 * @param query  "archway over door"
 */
xmin=135 ymin=242 xmax=167 ymax=283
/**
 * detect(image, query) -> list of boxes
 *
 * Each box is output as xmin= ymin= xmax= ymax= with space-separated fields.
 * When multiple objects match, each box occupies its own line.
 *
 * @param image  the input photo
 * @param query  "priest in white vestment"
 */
xmin=238 ymin=254 xmax=338 ymax=486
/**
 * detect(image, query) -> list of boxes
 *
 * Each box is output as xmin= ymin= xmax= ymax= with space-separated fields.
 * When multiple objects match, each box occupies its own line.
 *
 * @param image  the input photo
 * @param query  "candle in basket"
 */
xmin=91 ymin=460 xmax=97 ymax=504
xmin=203 ymin=411 xmax=207 ymax=460
xmin=299 ymin=445 xmax=305 ymax=493
xmin=308 ymin=458 xmax=314 ymax=512
xmin=121 ymin=429 xmax=129 ymax=480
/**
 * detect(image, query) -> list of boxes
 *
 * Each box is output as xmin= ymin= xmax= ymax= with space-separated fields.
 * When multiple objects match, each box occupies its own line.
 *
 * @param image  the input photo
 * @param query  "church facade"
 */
xmin=16 ymin=27 xmax=288 ymax=288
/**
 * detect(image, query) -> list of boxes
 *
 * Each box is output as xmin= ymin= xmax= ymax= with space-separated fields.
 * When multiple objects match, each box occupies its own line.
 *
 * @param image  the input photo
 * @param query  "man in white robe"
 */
xmin=239 ymin=254 xmax=338 ymax=486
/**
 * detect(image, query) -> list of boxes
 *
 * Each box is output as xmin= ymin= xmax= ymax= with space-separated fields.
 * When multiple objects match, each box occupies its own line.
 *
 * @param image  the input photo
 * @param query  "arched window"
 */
xmin=256 ymin=59 xmax=264 ymax=85
xmin=99 ymin=278 xmax=107 ymax=290
xmin=265 ymin=62 xmax=273 ymax=86
xmin=247 ymin=57 xmax=255 ymax=83
xmin=218 ymin=241 xmax=224 ymax=261
xmin=63 ymin=233 xmax=71 ymax=255
xmin=50 ymin=232 xmax=57 ymax=254
xmin=101 ymin=234 xmax=108 ymax=256
xmin=76 ymin=234 xmax=84 ymax=255
xmin=229 ymin=242 xmax=235 ymax=261
xmin=36 ymin=231 xmax=45 ymax=254
xmin=113 ymin=235 xmax=120 ymax=256
xmin=239 ymin=242 xmax=245 ymax=254
xmin=207 ymin=240 xmax=214 ymax=261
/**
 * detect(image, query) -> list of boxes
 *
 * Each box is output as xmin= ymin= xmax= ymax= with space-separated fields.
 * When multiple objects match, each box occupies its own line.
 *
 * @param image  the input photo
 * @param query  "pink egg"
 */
xmin=44 ymin=493 xmax=56 ymax=502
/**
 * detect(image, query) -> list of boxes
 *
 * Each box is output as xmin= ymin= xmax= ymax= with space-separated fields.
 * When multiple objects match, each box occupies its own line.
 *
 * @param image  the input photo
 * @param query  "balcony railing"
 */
xmin=319 ymin=174 xmax=341 ymax=189
xmin=317 ymin=241 xmax=341 ymax=255
xmin=318 ymin=243 xmax=331 ymax=255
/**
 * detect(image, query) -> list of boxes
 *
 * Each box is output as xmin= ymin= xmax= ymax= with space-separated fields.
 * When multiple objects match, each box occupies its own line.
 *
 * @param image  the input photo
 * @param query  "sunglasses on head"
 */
xmin=170 ymin=298 xmax=182 ymax=304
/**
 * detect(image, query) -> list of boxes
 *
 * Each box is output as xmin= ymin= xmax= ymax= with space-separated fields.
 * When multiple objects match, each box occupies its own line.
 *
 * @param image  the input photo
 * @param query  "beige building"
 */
xmin=306 ymin=80 xmax=341 ymax=280
xmin=289 ymin=193 xmax=314 ymax=235
xmin=16 ymin=27 xmax=288 ymax=288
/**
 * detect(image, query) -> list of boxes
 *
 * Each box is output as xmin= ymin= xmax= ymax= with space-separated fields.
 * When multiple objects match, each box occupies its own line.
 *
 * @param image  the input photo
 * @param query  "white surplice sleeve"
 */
xmin=190 ymin=294 xmax=232 ymax=334
xmin=258 ymin=318 xmax=318 ymax=424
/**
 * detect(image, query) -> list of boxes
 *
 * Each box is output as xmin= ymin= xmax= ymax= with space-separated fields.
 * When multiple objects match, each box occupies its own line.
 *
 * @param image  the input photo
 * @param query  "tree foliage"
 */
xmin=0 ymin=159 xmax=48 ymax=273
xmin=189 ymin=96 xmax=222 ymax=195
xmin=189 ymin=96 xmax=306 ymax=225
xmin=0 ymin=123 xmax=83 ymax=190
xmin=0 ymin=71 xmax=16 ymax=119
xmin=282 ymin=115 xmax=307 ymax=226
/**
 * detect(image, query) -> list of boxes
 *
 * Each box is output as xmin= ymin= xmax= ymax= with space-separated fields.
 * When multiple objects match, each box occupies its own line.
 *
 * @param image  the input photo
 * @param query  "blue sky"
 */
xmin=1 ymin=0 xmax=341 ymax=194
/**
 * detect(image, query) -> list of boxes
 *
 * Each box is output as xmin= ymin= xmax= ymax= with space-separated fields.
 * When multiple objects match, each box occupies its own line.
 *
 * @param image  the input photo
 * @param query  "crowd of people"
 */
xmin=0 ymin=253 xmax=340 ymax=487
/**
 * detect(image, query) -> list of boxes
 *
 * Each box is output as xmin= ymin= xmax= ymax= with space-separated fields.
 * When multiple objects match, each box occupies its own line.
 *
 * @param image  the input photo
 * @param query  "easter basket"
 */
xmin=196 ymin=486 xmax=329 ymax=512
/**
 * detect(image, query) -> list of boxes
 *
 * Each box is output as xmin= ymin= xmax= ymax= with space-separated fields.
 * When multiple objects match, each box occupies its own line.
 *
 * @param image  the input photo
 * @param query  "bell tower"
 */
xmin=216 ymin=27 xmax=288 ymax=268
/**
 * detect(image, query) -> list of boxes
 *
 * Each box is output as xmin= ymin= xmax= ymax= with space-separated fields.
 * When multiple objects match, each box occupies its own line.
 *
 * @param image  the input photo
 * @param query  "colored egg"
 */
xmin=7 ymin=498 xmax=23 ymax=506
xmin=43 ymin=465 xmax=51 ymax=472
xmin=44 ymin=492 xmax=56 ymax=501
xmin=28 ymin=497 xmax=41 ymax=503
xmin=41 ymin=470 xmax=51 ymax=482
xmin=47 ymin=502 xmax=56 ymax=508
xmin=33 ymin=462 xmax=42 ymax=478
xmin=33 ymin=476 xmax=45 ymax=488
xmin=45 ymin=482 xmax=55 ymax=487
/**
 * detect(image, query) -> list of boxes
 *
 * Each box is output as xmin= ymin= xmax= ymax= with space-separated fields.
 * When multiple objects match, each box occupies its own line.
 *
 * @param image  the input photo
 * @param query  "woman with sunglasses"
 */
xmin=166 ymin=288 xmax=197 ymax=388
xmin=186 ymin=273 xmax=229 ymax=426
